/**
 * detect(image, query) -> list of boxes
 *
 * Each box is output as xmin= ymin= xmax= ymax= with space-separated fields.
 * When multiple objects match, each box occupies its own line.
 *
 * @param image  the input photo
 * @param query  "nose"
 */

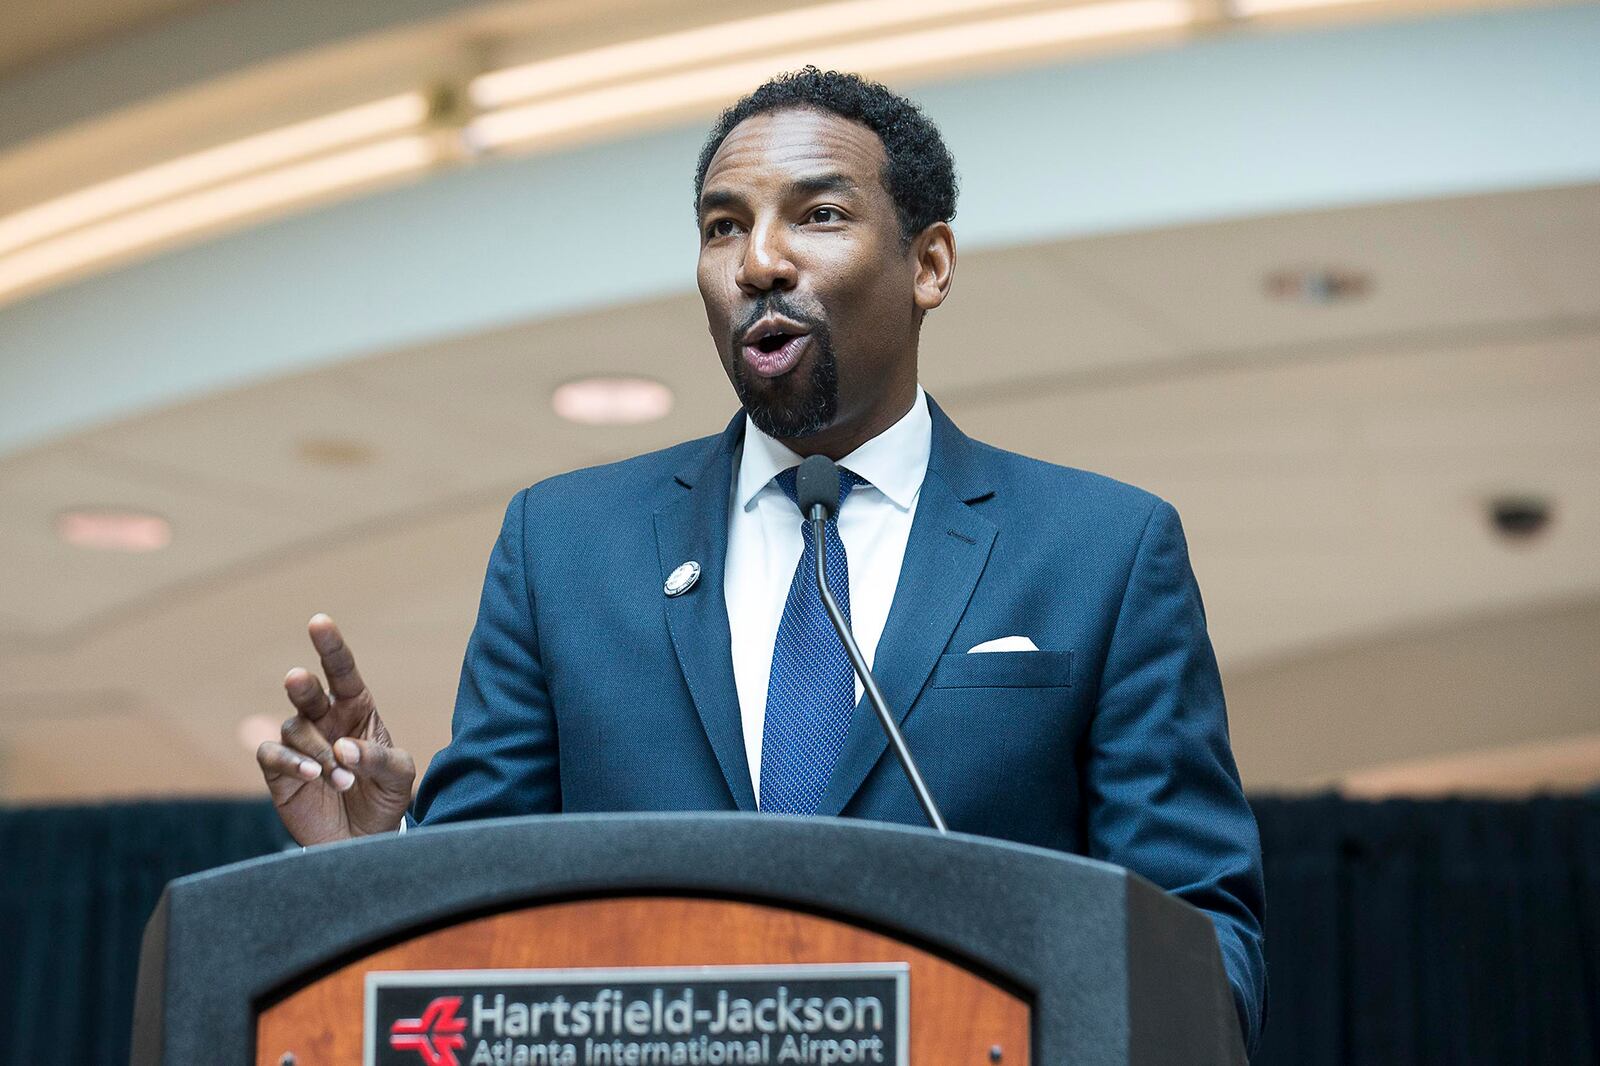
xmin=735 ymin=218 xmax=797 ymax=295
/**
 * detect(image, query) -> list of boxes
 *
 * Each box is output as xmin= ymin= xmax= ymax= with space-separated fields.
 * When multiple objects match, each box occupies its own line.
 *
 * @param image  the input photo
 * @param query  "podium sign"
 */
xmin=365 ymin=963 xmax=908 ymax=1065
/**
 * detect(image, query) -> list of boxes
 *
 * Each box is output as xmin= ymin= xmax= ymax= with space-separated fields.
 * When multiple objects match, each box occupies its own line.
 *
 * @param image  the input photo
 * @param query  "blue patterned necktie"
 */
xmin=759 ymin=465 xmax=865 ymax=814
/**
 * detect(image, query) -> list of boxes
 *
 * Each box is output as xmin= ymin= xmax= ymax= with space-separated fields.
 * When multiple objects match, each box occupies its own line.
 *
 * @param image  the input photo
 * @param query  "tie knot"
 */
xmin=775 ymin=465 xmax=864 ymax=516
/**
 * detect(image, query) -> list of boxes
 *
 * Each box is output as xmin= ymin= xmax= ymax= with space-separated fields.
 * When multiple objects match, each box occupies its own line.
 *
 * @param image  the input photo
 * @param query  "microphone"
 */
xmin=796 ymin=454 xmax=948 ymax=834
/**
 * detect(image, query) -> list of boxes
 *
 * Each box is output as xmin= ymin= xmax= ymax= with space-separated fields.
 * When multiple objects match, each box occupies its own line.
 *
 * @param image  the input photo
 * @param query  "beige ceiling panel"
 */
xmin=336 ymin=292 xmax=751 ymax=462
xmin=956 ymin=385 xmax=1364 ymax=479
xmin=72 ymin=357 xmax=601 ymax=531
xmin=1053 ymin=194 xmax=1560 ymax=354
xmin=1336 ymin=732 xmax=1600 ymax=797
xmin=1196 ymin=486 xmax=1598 ymax=665
xmin=920 ymin=244 xmax=1185 ymax=391
xmin=1471 ymin=183 xmax=1600 ymax=319
xmin=953 ymin=326 xmax=1600 ymax=489
xmin=1227 ymin=597 xmax=1600 ymax=791
xmin=0 ymin=445 xmax=303 ymax=642
xmin=0 ymin=704 xmax=233 ymax=802
xmin=0 ymin=492 xmax=512 ymax=800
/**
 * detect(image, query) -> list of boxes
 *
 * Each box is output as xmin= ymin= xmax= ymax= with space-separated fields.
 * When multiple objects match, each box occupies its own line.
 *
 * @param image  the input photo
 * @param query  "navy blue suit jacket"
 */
xmin=412 ymin=396 xmax=1267 ymax=1052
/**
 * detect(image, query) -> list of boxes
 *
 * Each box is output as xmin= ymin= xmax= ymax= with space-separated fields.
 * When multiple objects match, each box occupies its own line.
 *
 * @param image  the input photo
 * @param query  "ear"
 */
xmin=910 ymin=221 xmax=955 ymax=313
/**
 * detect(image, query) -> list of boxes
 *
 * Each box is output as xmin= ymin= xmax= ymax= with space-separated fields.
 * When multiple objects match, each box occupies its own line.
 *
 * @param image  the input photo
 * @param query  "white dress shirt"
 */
xmin=725 ymin=386 xmax=932 ymax=807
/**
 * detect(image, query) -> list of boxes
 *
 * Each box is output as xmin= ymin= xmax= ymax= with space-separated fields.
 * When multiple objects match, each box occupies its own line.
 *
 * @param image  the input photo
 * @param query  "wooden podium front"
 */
xmin=133 ymin=813 xmax=1245 ymax=1065
xmin=258 ymin=896 xmax=1029 ymax=1064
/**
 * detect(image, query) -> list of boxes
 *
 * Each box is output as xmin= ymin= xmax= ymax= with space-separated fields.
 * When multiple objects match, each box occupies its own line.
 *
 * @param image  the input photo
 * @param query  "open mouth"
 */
xmin=741 ymin=331 xmax=810 ymax=378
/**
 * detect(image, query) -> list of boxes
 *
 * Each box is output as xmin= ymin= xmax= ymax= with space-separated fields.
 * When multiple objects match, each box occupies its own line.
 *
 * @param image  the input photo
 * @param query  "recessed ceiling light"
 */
xmin=0 ymin=135 xmax=437 ymax=306
xmin=551 ymin=377 xmax=674 ymax=425
xmin=1488 ymin=494 xmax=1554 ymax=542
xmin=0 ymin=94 xmax=429 ymax=260
xmin=298 ymin=437 xmax=377 ymax=466
xmin=56 ymin=508 xmax=172 ymax=552
xmin=470 ymin=0 xmax=1192 ymax=151
xmin=1264 ymin=266 xmax=1372 ymax=304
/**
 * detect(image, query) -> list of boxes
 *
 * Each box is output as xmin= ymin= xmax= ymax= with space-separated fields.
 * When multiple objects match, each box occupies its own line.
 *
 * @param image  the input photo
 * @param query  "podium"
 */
xmin=131 ymin=813 xmax=1245 ymax=1065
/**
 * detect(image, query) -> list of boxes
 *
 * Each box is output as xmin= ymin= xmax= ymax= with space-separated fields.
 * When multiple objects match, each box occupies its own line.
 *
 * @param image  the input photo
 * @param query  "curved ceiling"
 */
xmin=2 ymin=182 xmax=1597 ymax=800
xmin=3 ymin=3 xmax=1598 ymax=455
xmin=0 ymin=0 xmax=1597 ymax=801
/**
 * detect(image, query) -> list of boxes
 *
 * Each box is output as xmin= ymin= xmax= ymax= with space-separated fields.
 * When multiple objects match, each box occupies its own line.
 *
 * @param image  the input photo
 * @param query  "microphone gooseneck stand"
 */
xmin=798 ymin=454 xmax=948 ymax=834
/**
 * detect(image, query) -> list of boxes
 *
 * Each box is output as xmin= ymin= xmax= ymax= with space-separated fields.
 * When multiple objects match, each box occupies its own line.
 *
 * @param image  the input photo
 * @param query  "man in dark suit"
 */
xmin=257 ymin=67 xmax=1266 ymax=1053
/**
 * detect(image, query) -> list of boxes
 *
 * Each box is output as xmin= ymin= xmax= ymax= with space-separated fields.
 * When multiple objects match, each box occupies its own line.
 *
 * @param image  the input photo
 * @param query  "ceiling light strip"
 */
xmin=472 ymin=0 xmax=1042 ymax=110
xmin=470 ymin=0 xmax=1192 ymax=150
xmin=0 ymin=0 xmax=1190 ymax=305
xmin=0 ymin=93 xmax=429 ymax=259
xmin=1229 ymin=0 xmax=1384 ymax=15
xmin=0 ymin=135 xmax=437 ymax=304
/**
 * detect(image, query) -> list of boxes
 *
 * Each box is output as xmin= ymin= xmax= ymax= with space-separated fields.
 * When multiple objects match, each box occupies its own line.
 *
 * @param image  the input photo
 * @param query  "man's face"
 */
xmin=696 ymin=106 xmax=944 ymax=456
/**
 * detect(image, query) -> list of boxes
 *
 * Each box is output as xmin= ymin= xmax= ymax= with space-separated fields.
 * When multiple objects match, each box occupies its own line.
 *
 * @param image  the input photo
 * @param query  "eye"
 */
xmin=806 ymin=206 xmax=844 ymax=225
xmin=704 ymin=218 xmax=740 ymax=240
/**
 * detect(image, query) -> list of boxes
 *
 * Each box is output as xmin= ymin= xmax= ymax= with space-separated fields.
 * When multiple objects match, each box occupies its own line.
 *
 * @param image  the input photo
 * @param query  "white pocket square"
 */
xmin=967 ymin=635 xmax=1039 ymax=653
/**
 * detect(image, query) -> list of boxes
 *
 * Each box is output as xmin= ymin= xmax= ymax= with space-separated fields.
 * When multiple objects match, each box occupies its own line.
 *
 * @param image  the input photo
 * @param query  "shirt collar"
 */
xmin=736 ymin=385 xmax=931 ymax=512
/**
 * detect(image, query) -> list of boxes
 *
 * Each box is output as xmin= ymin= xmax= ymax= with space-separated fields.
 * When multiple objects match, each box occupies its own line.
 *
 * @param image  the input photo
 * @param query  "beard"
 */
xmin=730 ymin=322 xmax=839 ymax=440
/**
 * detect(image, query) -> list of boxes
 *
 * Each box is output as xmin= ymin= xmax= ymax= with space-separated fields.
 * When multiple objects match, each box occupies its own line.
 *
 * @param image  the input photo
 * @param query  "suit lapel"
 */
xmin=817 ymin=398 xmax=997 ymax=817
xmin=653 ymin=414 xmax=758 ymax=811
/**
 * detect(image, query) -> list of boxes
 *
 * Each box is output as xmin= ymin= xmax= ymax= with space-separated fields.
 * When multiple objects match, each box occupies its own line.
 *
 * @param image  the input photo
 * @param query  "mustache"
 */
xmin=732 ymin=294 xmax=824 ymax=346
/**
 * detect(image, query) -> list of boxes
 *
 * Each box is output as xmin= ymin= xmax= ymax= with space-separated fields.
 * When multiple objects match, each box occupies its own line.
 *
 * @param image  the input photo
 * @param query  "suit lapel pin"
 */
xmin=664 ymin=560 xmax=701 ymax=597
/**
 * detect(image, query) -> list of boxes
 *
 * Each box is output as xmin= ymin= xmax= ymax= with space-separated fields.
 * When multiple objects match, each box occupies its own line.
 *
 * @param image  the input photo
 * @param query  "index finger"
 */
xmin=307 ymin=613 xmax=369 ymax=702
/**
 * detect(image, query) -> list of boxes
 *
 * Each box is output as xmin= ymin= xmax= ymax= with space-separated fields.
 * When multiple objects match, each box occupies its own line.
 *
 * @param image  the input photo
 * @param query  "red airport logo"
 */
xmin=388 ymin=995 xmax=468 ymax=1066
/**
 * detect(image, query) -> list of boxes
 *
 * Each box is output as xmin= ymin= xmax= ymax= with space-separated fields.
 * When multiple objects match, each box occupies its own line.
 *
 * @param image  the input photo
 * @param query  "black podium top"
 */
xmin=132 ymin=812 xmax=1244 ymax=1064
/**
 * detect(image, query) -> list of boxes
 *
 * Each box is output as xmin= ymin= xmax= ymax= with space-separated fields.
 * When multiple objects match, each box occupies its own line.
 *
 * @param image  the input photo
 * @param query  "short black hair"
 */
xmin=694 ymin=66 xmax=958 ymax=247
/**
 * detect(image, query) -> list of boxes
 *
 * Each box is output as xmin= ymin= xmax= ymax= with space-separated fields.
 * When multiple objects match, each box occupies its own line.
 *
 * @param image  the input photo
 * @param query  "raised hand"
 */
xmin=255 ymin=614 xmax=416 ymax=844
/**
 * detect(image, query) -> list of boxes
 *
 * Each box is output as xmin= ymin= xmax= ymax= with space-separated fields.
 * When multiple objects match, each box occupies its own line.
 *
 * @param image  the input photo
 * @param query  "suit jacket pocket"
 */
xmin=930 ymin=649 xmax=1074 ymax=689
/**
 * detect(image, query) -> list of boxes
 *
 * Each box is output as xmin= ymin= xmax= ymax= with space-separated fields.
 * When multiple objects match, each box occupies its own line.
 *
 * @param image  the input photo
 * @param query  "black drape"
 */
xmin=1 ymin=795 xmax=1596 ymax=1064
xmin=0 ymin=799 xmax=288 ymax=1064
xmin=1253 ymin=795 xmax=1600 ymax=1065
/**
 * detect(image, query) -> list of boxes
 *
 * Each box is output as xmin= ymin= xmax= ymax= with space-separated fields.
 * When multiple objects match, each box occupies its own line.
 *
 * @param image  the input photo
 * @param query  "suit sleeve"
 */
xmin=410 ymin=487 xmax=560 ymax=825
xmin=1086 ymin=498 xmax=1267 ymax=1056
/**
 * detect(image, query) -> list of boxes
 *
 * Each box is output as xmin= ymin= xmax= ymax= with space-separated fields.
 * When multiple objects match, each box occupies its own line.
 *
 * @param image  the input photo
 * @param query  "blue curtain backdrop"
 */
xmin=1 ymin=795 xmax=1596 ymax=1064
xmin=0 ymin=800 xmax=289 ymax=1064
xmin=1251 ymin=795 xmax=1600 ymax=1065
